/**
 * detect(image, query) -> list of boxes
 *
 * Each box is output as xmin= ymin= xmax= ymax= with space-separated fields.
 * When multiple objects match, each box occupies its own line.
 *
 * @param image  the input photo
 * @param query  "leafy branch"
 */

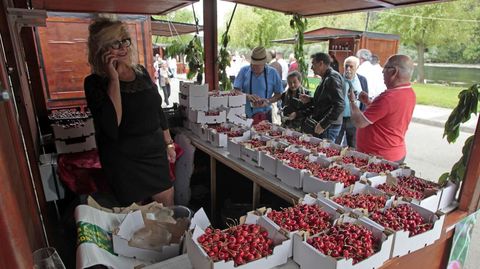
xmin=439 ymin=83 xmax=479 ymax=185
xmin=290 ymin=14 xmax=308 ymax=88
xmin=218 ymin=4 xmax=237 ymax=91
xmin=184 ymin=35 xmax=204 ymax=83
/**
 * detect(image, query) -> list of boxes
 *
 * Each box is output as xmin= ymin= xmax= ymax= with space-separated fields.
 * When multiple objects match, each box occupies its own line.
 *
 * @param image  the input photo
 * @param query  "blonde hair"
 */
xmin=87 ymin=18 xmax=137 ymax=76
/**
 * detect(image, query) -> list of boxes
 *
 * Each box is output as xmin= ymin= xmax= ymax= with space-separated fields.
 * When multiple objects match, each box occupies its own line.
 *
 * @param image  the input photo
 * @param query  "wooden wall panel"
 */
xmin=37 ymin=16 xmax=154 ymax=108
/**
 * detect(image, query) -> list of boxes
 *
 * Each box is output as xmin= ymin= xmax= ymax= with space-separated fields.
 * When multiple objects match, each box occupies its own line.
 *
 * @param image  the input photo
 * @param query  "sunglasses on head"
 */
xmin=109 ymin=38 xmax=131 ymax=50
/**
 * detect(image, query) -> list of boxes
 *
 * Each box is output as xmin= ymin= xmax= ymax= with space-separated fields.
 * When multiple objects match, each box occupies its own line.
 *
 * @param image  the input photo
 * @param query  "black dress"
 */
xmin=84 ymin=65 xmax=171 ymax=206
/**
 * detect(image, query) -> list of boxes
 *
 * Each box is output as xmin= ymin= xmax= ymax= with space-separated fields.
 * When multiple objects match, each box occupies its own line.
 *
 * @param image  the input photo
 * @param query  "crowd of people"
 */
xmin=233 ymin=46 xmax=415 ymax=166
xmin=84 ymin=18 xmax=415 ymax=206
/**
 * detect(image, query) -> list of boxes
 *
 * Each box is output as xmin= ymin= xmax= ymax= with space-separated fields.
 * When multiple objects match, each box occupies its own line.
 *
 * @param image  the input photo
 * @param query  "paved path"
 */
xmin=412 ymin=104 xmax=478 ymax=133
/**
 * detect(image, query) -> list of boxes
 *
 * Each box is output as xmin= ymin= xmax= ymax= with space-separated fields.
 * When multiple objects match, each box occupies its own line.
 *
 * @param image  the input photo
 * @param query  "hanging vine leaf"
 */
xmin=290 ymin=14 xmax=308 ymax=88
xmin=184 ymin=35 xmax=204 ymax=83
xmin=218 ymin=4 xmax=237 ymax=91
xmin=439 ymin=83 xmax=479 ymax=185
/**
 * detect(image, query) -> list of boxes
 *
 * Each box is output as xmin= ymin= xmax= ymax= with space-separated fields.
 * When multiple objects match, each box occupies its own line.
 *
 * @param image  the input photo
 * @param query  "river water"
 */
xmin=414 ymin=65 xmax=480 ymax=85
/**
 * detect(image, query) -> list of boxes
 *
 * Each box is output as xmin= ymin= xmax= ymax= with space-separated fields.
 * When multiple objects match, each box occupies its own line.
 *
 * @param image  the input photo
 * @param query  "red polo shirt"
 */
xmin=356 ymin=84 xmax=416 ymax=162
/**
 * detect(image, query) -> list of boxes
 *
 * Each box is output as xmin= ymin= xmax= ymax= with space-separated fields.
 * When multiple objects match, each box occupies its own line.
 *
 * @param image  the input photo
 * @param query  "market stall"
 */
xmin=0 ymin=0 xmax=478 ymax=268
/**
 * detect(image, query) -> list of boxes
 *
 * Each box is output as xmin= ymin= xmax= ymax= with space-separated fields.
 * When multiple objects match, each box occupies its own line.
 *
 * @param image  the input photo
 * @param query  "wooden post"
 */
xmin=203 ymin=0 xmax=218 ymax=91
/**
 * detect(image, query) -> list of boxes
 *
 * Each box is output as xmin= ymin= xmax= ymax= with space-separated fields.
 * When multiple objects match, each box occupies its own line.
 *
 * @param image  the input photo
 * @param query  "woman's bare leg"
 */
xmin=152 ymin=186 xmax=174 ymax=206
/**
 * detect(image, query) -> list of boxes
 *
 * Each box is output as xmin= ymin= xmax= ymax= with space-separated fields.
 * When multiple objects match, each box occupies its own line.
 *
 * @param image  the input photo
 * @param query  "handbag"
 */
xmin=252 ymin=112 xmax=269 ymax=125
xmin=301 ymin=116 xmax=319 ymax=135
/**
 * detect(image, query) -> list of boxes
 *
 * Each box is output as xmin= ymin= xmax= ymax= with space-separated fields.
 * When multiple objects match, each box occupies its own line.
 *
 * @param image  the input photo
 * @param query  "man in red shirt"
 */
xmin=349 ymin=54 xmax=416 ymax=163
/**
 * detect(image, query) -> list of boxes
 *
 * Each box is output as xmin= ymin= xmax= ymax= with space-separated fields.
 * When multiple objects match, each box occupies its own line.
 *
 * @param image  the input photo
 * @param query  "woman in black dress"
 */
xmin=84 ymin=18 xmax=175 ymax=206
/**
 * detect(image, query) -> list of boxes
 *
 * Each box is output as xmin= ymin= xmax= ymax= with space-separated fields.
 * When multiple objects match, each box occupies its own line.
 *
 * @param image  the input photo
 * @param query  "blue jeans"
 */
xmin=319 ymin=124 xmax=342 ymax=141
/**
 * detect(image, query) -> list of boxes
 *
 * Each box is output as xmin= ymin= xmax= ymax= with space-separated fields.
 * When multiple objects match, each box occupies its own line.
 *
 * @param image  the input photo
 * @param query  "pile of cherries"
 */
xmin=366 ymin=162 xmax=397 ymax=173
xmin=205 ymin=111 xmax=220 ymax=116
xmin=332 ymin=193 xmax=387 ymax=212
xmin=341 ymin=156 xmax=369 ymax=168
xmin=197 ymin=224 xmax=274 ymax=266
xmin=397 ymin=176 xmax=439 ymax=192
xmin=307 ymin=223 xmax=377 ymax=264
xmin=267 ymin=204 xmax=332 ymax=234
xmin=253 ymin=122 xmax=272 ymax=133
xmin=267 ymin=130 xmax=283 ymax=137
xmin=370 ymin=204 xmax=433 ymax=236
xmin=213 ymin=125 xmax=231 ymax=133
xmin=245 ymin=139 xmax=267 ymax=148
xmin=278 ymin=135 xmax=301 ymax=145
xmin=310 ymin=166 xmax=358 ymax=187
xmin=377 ymin=183 xmax=424 ymax=200
xmin=315 ymin=147 xmax=341 ymax=157
xmin=226 ymin=130 xmax=244 ymax=138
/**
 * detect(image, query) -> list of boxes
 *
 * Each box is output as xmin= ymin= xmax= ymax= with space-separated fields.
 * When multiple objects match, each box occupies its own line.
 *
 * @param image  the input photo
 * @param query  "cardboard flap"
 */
xmin=117 ymin=211 xmax=145 ymax=240
xmin=190 ymin=208 xmax=210 ymax=230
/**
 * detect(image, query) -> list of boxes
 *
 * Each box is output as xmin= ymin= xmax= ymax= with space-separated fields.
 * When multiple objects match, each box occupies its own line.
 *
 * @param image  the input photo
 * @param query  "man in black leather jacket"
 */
xmin=298 ymin=52 xmax=345 ymax=141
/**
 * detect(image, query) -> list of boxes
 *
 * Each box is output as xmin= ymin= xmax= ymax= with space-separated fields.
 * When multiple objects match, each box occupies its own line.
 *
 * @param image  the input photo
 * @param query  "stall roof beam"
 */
xmin=31 ymin=0 xmax=198 ymax=15
xmin=222 ymin=0 xmax=449 ymax=17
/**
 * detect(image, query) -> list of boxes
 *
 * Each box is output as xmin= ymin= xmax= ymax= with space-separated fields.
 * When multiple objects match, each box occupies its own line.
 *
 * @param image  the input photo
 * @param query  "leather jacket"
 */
xmin=302 ymin=67 xmax=345 ymax=129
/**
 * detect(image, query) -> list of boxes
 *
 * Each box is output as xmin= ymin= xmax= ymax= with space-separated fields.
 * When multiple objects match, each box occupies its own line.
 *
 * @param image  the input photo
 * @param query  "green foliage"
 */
xmin=164 ymin=40 xmax=186 ymax=58
xmin=226 ymin=7 xmax=294 ymax=49
xmin=218 ymin=31 xmax=232 ymax=91
xmin=184 ymin=35 xmax=204 ymax=83
xmin=439 ymin=83 xmax=479 ymax=184
xmin=443 ymin=84 xmax=479 ymax=143
xmin=290 ymin=14 xmax=309 ymax=88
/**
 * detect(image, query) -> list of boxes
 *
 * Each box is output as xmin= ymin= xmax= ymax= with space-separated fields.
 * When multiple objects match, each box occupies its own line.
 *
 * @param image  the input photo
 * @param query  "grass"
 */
xmin=304 ymin=77 xmax=472 ymax=109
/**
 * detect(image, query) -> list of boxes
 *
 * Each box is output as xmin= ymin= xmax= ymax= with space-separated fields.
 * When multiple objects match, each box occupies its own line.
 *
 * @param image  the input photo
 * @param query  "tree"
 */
xmin=226 ymin=7 xmax=294 ymax=49
xmin=371 ymin=0 xmax=480 ymax=82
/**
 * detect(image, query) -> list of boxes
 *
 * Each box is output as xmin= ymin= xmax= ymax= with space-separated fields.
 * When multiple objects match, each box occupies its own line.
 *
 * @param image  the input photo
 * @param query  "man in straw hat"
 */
xmin=234 ymin=46 xmax=283 ymax=124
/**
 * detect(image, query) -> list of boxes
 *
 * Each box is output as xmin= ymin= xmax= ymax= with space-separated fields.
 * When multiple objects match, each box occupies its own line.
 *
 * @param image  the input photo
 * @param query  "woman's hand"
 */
xmin=102 ymin=51 xmax=119 ymax=80
xmin=167 ymin=146 xmax=176 ymax=163
xmin=299 ymin=94 xmax=312 ymax=104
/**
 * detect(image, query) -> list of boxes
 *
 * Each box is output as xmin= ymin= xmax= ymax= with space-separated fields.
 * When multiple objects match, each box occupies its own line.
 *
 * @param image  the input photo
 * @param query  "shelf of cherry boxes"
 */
xmin=229 ymin=120 xmax=457 ymax=213
xmin=49 ymin=108 xmax=96 ymax=154
xmin=180 ymin=81 xmax=254 ymax=146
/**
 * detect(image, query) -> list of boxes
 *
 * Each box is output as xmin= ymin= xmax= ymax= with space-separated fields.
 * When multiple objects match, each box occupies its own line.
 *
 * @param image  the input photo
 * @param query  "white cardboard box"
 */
xmin=52 ymin=118 xmax=95 ymax=139
xmin=188 ymin=109 xmax=227 ymax=124
xmin=226 ymin=106 xmax=246 ymax=117
xmin=208 ymin=92 xmax=229 ymax=110
xmin=55 ymin=134 xmax=97 ymax=154
xmin=240 ymin=136 xmax=271 ymax=167
xmin=228 ymin=93 xmax=247 ymax=107
xmin=365 ymin=202 xmax=445 ymax=258
xmin=302 ymin=163 xmax=362 ymax=196
xmin=320 ymin=182 xmax=395 ymax=215
xmin=112 ymin=211 xmax=181 ymax=263
xmin=438 ymin=181 xmax=458 ymax=211
xmin=186 ymin=208 xmax=291 ymax=269
xmin=179 ymin=82 xmax=209 ymax=97
xmin=367 ymin=171 xmax=441 ymax=213
xmin=293 ymin=216 xmax=393 ymax=269
xmin=227 ymin=135 xmax=251 ymax=158
xmin=257 ymin=140 xmax=289 ymax=175
xmin=179 ymin=93 xmax=209 ymax=111
xmin=276 ymin=147 xmax=311 ymax=188
xmin=209 ymin=126 xmax=250 ymax=148
xmin=226 ymin=108 xmax=253 ymax=127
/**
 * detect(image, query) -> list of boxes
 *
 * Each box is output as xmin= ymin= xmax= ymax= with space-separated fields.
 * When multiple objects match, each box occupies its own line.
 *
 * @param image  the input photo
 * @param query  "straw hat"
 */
xmin=249 ymin=46 xmax=268 ymax=65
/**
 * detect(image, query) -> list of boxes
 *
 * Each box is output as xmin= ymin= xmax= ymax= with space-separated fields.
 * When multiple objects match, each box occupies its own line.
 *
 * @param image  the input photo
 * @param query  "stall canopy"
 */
xmin=151 ymin=18 xmax=203 ymax=36
xmin=272 ymin=27 xmax=400 ymax=44
xmin=222 ymin=0 xmax=447 ymax=17
xmin=31 ymin=0 xmax=198 ymax=15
